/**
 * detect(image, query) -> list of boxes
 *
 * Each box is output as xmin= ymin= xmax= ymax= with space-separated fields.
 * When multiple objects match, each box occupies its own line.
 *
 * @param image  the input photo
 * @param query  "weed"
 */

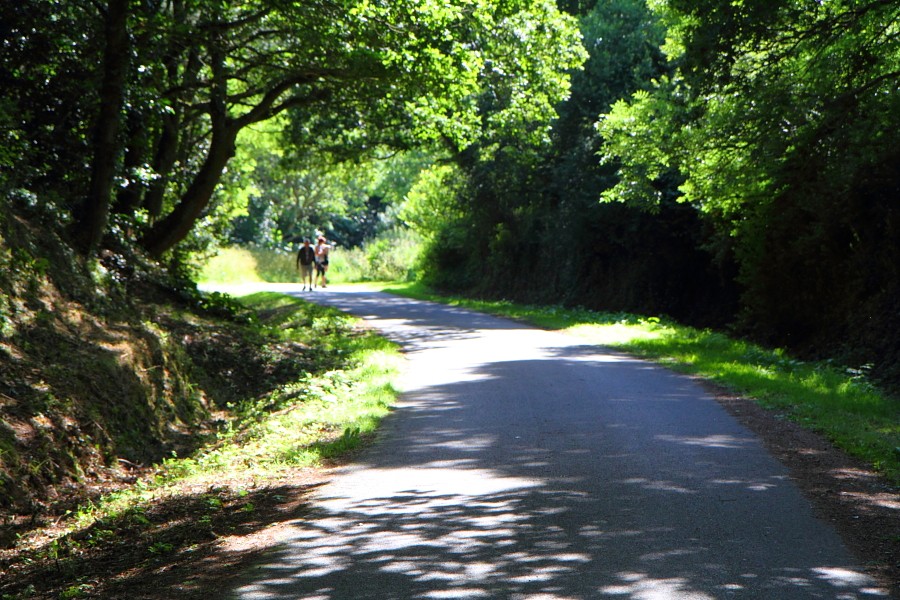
xmin=126 ymin=509 xmax=151 ymax=528
xmin=147 ymin=542 xmax=174 ymax=555
xmin=59 ymin=583 xmax=92 ymax=599
xmin=313 ymin=426 xmax=363 ymax=459
xmin=84 ymin=529 xmax=115 ymax=547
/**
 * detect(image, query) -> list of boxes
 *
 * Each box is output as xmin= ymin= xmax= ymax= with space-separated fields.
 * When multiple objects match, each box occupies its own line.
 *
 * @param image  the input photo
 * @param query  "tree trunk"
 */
xmin=113 ymin=110 xmax=148 ymax=216
xmin=77 ymin=0 xmax=129 ymax=254
xmin=145 ymin=27 xmax=200 ymax=220
xmin=144 ymin=112 xmax=179 ymax=219
xmin=139 ymin=118 xmax=238 ymax=257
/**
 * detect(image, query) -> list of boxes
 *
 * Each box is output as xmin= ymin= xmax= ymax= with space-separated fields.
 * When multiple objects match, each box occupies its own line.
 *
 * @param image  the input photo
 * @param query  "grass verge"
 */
xmin=1 ymin=292 xmax=401 ymax=599
xmin=108 ymin=290 xmax=400 ymax=506
xmin=384 ymin=282 xmax=900 ymax=486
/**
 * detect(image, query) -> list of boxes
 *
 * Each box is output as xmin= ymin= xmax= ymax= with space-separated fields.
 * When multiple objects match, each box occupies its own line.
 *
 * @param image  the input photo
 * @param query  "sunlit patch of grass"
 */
xmin=197 ymin=247 xmax=264 ymax=284
xmin=383 ymin=282 xmax=900 ymax=485
xmin=198 ymin=241 xmax=416 ymax=287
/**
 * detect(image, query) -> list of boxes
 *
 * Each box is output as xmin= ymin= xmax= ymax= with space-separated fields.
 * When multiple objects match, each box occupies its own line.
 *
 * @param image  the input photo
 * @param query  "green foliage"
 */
xmin=198 ymin=246 xmax=306 ymax=285
xmin=399 ymin=164 xmax=466 ymax=239
xmin=597 ymin=0 xmax=900 ymax=384
xmin=0 ymin=2 xmax=101 ymax=202
xmin=224 ymin=129 xmax=434 ymax=250
xmin=408 ymin=0 xmax=736 ymax=324
xmin=399 ymin=163 xmax=472 ymax=289
xmin=155 ymin=292 xmax=399 ymax=475
xmin=333 ymin=228 xmax=423 ymax=283
xmin=3 ymin=0 xmax=584 ymax=261
xmin=197 ymin=248 xmax=265 ymax=285
xmin=242 ymin=248 xmax=299 ymax=285
xmin=200 ymin=225 xmax=423 ymax=285
xmin=10 ymin=291 xmax=401 ymax=593
xmin=598 ymin=78 xmax=689 ymax=209
xmin=59 ymin=583 xmax=93 ymax=599
xmin=315 ymin=426 xmax=364 ymax=459
xmin=147 ymin=541 xmax=174 ymax=555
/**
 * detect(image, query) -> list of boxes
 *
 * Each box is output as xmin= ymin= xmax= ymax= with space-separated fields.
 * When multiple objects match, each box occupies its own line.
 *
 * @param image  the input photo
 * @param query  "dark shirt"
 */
xmin=297 ymin=246 xmax=316 ymax=266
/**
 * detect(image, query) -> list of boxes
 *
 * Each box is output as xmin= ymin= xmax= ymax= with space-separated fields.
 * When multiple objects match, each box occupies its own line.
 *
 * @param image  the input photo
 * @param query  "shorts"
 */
xmin=299 ymin=263 xmax=314 ymax=278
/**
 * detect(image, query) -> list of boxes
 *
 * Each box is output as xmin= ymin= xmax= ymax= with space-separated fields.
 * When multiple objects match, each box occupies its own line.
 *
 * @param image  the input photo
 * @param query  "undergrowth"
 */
xmin=72 ymin=292 xmax=397 ymax=528
xmin=198 ymin=228 xmax=421 ymax=287
xmin=0 ymin=292 xmax=401 ymax=600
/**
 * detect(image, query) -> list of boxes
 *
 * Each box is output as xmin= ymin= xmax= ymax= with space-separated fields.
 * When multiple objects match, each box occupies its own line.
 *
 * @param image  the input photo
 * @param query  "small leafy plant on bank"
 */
xmin=385 ymin=282 xmax=900 ymax=486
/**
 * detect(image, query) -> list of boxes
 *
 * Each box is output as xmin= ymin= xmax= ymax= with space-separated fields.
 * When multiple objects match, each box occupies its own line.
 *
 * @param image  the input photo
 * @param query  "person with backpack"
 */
xmin=296 ymin=238 xmax=316 ymax=291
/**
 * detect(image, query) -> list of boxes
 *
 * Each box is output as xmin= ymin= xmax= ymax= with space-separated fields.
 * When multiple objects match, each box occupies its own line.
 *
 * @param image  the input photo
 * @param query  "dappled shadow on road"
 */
xmin=232 ymin=345 xmax=889 ymax=599
xmin=233 ymin=476 xmax=882 ymax=598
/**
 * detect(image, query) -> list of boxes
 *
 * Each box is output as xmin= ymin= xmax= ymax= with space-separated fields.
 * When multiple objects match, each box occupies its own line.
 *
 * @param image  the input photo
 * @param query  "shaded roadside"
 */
xmin=712 ymin=386 xmax=900 ymax=597
xmin=0 ymin=469 xmax=331 ymax=599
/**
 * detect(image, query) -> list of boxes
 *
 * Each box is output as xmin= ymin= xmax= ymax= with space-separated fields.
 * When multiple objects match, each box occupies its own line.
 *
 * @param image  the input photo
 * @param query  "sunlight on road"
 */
xmin=599 ymin=571 xmax=716 ymax=599
xmin=234 ymin=460 xmax=887 ymax=599
xmin=230 ymin=289 xmax=889 ymax=599
xmin=235 ymin=464 xmax=603 ymax=599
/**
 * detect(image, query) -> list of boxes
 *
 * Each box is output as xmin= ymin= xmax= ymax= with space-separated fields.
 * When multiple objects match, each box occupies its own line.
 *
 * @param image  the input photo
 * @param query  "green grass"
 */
xmin=384 ymin=282 xmax=900 ymax=486
xmin=198 ymin=246 xmax=294 ymax=284
xmin=197 ymin=246 xmax=266 ymax=284
xmin=173 ymin=292 xmax=400 ymax=476
xmin=55 ymin=291 xmax=402 ymax=536
xmin=198 ymin=233 xmax=421 ymax=287
xmin=198 ymin=245 xmax=376 ymax=285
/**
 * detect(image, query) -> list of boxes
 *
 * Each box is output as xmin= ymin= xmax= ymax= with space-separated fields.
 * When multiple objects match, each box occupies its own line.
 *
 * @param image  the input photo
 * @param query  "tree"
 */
xmin=4 ymin=0 xmax=584 ymax=261
xmin=602 ymin=0 xmax=900 ymax=216
xmin=413 ymin=0 xmax=732 ymax=325
xmin=134 ymin=0 xmax=584 ymax=257
xmin=79 ymin=0 xmax=129 ymax=254
xmin=1 ymin=1 xmax=104 ymax=207
xmin=222 ymin=123 xmax=435 ymax=250
xmin=599 ymin=0 xmax=900 ymax=369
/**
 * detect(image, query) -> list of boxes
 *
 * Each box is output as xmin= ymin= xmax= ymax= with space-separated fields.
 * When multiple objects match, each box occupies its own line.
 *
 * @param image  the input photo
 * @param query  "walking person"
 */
xmin=296 ymin=238 xmax=316 ymax=291
xmin=314 ymin=236 xmax=331 ymax=288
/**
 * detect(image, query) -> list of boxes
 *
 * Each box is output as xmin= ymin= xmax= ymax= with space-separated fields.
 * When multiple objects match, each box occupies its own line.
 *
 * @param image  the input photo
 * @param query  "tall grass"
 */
xmin=198 ymin=246 xmax=295 ymax=284
xmin=385 ymin=282 xmax=900 ymax=485
xmin=198 ymin=229 xmax=422 ymax=285
xmin=197 ymin=247 xmax=266 ymax=284
xmin=329 ymin=228 xmax=422 ymax=283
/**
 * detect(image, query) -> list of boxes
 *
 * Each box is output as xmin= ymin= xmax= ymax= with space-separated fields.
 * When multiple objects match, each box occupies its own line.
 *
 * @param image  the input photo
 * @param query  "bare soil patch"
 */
xmin=0 ymin=466 xmax=335 ymax=599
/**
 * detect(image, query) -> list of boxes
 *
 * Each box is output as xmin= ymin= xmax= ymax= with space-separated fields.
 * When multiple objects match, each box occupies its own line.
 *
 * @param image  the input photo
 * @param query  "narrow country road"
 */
xmin=230 ymin=286 xmax=887 ymax=599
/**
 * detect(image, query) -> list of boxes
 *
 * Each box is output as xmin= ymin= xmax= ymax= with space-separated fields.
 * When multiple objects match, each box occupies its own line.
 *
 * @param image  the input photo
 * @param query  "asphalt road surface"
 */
xmin=230 ymin=286 xmax=889 ymax=599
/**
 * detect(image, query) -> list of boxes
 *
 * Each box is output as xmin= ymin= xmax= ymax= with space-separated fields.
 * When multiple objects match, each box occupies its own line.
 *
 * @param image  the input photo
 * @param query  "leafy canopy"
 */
xmin=599 ymin=0 xmax=900 ymax=222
